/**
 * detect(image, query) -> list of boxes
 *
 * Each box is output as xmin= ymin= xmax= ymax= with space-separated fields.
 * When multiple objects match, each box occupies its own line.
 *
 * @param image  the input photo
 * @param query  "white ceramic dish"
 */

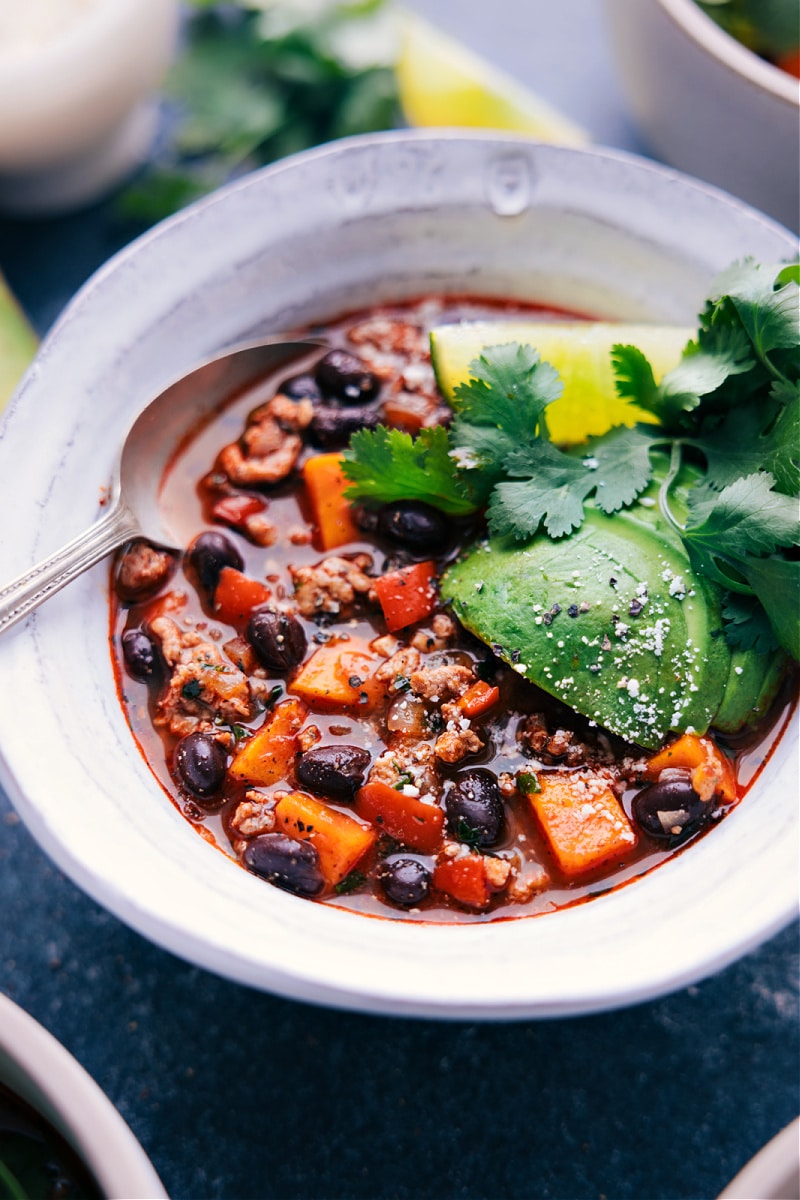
xmin=718 ymin=1117 xmax=800 ymax=1200
xmin=604 ymin=0 xmax=800 ymax=232
xmin=0 ymin=132 xmax=797 ymax=1018
xmin=0 ymin=991 xmax=167 ymax=1199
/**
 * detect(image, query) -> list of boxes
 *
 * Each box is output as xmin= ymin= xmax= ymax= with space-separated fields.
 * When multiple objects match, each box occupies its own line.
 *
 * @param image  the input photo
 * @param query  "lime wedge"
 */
xmin=396 ymin=11 xmax=589 ymax=145
xmin=0 ymin=272 xmax=37 ymax=410
xmin=430 ymin=320 xmax=693 ymax=444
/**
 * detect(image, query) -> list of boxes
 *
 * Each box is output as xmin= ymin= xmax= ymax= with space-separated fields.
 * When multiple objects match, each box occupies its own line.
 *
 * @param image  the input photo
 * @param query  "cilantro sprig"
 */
xmin=341 ymin=259 xmax=800 ymax=660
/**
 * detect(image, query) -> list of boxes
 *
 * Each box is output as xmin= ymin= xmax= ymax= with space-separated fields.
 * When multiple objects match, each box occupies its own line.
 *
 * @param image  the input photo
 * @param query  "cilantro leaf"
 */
xmin=614 ymin=334 xmax=753 ymax=425
xmin=709 ymin=259 xmax=800 ymax=366
xmin=341 ymin=425 xmax=474 ymax=515
xmin=697 ymin=380 xmax=800 ymax=495
xmin=740 ymin=555 xmax=800 ymax=661
xmin=579 ymin=426 xmax=655 ymax=512
xmin=612 ymin=343 xmax=659 ymax=412
xmin=487 ymin=426 xmax=654 ymax=540
xmin=685 ymin=471 xmax=800 ymax=559
xmin=488 ymin=443 xmax=590 ymax=539
xmin=721 ymin=592 xmax=780 ymax=655
xmin=451 ymin=342 xmax=563 ymax=442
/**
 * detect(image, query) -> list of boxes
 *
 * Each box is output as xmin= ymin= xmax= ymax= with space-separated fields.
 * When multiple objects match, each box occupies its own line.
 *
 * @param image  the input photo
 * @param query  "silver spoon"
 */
xmin=0 ymin=338 xmax=322 ymax=636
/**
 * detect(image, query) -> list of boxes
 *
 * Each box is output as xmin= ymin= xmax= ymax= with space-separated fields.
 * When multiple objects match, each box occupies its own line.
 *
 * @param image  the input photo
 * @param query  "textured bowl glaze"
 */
xmin=0 ymin=132 xmax=797 ymax=1017
xmin=605 ymin=0 xmax=800 ymax=232
xmin=0 ymin=993 xmax=167 ymax=1199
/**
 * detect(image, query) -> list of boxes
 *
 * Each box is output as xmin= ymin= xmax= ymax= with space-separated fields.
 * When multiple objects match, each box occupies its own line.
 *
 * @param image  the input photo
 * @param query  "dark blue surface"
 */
xmin=1 ymin=2 xmax=798 ymax=1197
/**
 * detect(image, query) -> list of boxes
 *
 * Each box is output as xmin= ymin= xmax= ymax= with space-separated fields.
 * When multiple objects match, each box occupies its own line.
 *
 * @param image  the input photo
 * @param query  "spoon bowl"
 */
xmin=0 ymin=338 xmax=319 ymax=635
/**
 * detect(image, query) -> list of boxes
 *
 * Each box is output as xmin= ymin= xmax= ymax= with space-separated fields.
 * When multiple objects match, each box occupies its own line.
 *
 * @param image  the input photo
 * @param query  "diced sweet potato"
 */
xmin=355 ymin=780 xmax=444 ymax=854
xmin=290 ymin=639 xmax=382 ymax=710
xmin=303 ymin=453 xmax=360 ymax=550
xmin=274 ymin=791 xmax=376 ymax=885
xmin=645 ymin=733 xmax=736 ymax=804
xmin=527 ymin=771 xmax=637 ymax=879
xmin=228 ymin=698 xmax=307 ymax=785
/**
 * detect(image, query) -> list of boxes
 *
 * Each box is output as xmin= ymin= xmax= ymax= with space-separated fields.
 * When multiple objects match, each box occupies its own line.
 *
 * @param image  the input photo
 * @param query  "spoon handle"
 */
xmin=0 ymin=500 xmax=141 ymax=636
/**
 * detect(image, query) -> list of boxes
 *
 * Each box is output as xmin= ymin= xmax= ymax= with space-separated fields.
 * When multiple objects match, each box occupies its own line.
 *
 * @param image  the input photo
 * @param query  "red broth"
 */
xmin=109 ymin=297 xmax=794 ymax=923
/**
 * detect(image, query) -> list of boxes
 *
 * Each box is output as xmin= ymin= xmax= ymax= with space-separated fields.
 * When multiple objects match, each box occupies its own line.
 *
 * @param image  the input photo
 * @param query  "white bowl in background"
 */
xmin=604 ymin=0 xmax=800 ymax=232
xmin=0 ymin=0 xmax=179 ymax=214
xmin=0 ymin=132 xmax=797 ymax=1018
xmin=0 ymin=992 xmax=167 ymax=1199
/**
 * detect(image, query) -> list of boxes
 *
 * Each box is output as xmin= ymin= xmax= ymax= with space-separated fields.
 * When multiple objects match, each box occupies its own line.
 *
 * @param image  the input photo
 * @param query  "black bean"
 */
xmin=174 ymin=732 xmax=227 ymax=803
xmin=243 ymin=834 xmax=325 ymax=897
xmin=446 ymin=768 xmax=505 ymax=848
xmin=378 ymin=858 xmax=432 ymax=907
xmin=296 ymin=745 xmax=371 ymax=800
xmin=121 ymin=628 xmax=158 ymax=682
xmin=277 ymin=371 xmax=323 ymax=403
xmin=309 ymin=404 xmax=382 ymax=448
xmin=186 ymin=531 xmax=243 ymax=593
xmin=315 ymin=349 xmax=379 ymax=405
xmin=377 ymin=501 xmax=449 ymax=555
xmin=247 ymin=609 xmax=307 ymax=672
xmin=632 ymin=778 xmax=709 ymax=843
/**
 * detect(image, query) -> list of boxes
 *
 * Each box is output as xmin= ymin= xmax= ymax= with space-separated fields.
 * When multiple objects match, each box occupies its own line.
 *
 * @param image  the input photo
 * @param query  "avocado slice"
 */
xmin=713 ymin=645 xmax=788 ymax=734
xmin=429 ymin=320 xmax=691 ymax=445
xmin=441 ymin=448 xmax=789 ymax=749
xmin=0 ymin=271 xmax=37 ymax=410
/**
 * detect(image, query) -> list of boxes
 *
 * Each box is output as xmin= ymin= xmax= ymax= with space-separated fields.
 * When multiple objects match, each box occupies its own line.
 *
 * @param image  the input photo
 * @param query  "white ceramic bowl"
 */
xmin=0 ymin=992 xmax=167 ymax=1199
xmin=0 ymin=132 xmax=797 ymax=1018
xmin=604 ymin=0 xmax=800 ymax=232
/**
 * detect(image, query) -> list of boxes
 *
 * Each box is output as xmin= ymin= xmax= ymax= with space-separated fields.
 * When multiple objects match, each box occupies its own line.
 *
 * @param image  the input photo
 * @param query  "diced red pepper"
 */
xmin=355 ymin=780 xmax=444 ymax=854
xmin=213 ymin=566 xmax=271 ymax=627
xmin=456 ymin=680 xmax=501 ymax=720
xmin=433 ymin=855 xmax=493 ymax=910
xmin=211 ymin=494 xmax=266 ymax=527
xmin=373 ymin=560 xmax=438 ymax=632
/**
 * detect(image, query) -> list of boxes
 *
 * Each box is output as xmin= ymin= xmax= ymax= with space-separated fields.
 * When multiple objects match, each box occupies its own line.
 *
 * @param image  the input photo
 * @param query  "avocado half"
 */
xmin=442 ymin=475 xmax=786 ymax=750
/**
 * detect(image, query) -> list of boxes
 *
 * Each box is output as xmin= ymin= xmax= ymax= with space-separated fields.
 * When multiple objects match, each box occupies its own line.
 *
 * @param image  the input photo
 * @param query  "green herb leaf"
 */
xmin=721 ymin=592 xmax=780 ymax=655
xmin=685 ymin=471 xmax=800 ymax=560
xmin=334 ymin=870 xmax=367 ymax=895
xmin=341 ymin=425 xmax=475 ymax=514
xmin=696 ymin=380 xmax=800 ymax=495
xmin=517 ymin=771 xmax=541 ymax=796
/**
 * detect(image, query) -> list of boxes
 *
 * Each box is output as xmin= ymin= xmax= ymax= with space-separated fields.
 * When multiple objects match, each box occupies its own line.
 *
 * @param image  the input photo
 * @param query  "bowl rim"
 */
xmin=656 ymin=0 xmax=799 ymax=104
xmin=0 ymin=130 xmax=797 ymax=1020
xmin=0 ymin=991 xmax=167 ymax=1199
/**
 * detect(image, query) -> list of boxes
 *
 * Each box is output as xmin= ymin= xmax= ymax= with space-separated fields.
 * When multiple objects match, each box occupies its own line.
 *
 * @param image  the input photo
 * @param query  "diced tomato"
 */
xmin=211 ymin=494 xmax=266 ymax=527
xmin=355 ymin=780 xmax=444 ymax=854
xmin=213 ymin=566 xmax=271 ymax=627
xmin=373 ymin=560 xmax=438 ymax=632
